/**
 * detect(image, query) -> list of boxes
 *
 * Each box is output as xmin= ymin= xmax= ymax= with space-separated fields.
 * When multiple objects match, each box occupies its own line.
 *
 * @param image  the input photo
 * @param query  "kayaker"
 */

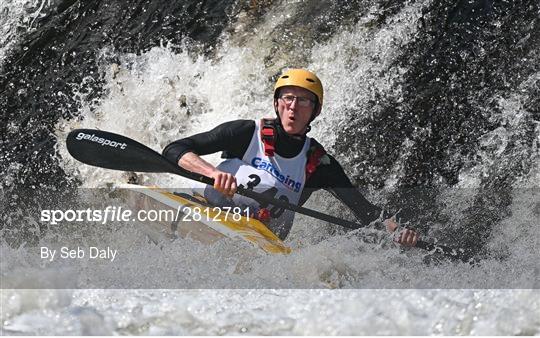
xmin=163 ymin=69 xmax=418 ymax=246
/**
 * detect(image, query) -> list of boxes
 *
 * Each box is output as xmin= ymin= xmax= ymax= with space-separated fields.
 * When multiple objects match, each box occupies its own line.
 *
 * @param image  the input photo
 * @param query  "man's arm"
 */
xmin=162 ymin=119 xmax=255 ymax=163
xmin=303 ymin=152 xmax=418 ymax=246
xmin=162 ymin=119 xmax=255 ymax=196
xmin=302 ymin=154 xmax=384 ymax=225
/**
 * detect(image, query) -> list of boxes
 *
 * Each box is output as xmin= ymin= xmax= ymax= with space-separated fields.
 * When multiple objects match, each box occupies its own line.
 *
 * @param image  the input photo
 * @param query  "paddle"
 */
xmin=66 ymin=128 xmax=471 ymax=261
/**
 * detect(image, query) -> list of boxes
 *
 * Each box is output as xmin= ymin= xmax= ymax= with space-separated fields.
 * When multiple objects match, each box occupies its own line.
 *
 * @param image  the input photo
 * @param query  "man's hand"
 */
xmin=383 ymin=217 xmax=418 ymax=247
xmin=210 ymin=170 xmax=237 ymax=198
xmin=177 ymin=152 xmax=237 ymax=198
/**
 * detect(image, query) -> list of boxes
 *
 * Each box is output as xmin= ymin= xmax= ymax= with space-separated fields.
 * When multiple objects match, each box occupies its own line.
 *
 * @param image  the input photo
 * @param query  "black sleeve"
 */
xmin=162 ymin=120 xmax=255 ymax=163
xmin=300 ymin=153 xmax=385 ymax=227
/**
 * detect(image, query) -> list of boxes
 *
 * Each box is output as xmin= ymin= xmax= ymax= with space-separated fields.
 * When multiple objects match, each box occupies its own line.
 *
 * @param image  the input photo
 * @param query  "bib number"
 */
xmin=245 ymin=174 xmax=288 ymax=218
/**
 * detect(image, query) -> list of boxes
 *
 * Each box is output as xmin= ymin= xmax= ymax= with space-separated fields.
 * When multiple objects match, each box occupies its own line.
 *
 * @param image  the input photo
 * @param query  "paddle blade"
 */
xmin=66 ymin=129 xmax=181 ymax=174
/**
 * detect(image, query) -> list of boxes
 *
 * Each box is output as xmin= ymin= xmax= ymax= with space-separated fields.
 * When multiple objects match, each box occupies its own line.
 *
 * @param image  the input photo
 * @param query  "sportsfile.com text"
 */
xmin=40 ymin=205 xmax=252 ymax=225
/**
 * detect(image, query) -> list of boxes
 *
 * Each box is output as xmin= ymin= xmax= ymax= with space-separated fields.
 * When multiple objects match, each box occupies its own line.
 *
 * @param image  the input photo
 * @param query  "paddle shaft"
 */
xmin=171 ymin=155 xmax=461 ymax=256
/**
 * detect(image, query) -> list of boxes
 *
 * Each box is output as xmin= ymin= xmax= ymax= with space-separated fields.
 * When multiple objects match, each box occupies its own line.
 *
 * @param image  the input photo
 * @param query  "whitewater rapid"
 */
xmin=1 ymin=0 xmax=539 ymax=335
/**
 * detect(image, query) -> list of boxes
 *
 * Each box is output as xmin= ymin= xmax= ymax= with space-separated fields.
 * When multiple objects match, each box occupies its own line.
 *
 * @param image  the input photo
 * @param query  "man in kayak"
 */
xmin=163 ymin=69 xmax=418 ymax=246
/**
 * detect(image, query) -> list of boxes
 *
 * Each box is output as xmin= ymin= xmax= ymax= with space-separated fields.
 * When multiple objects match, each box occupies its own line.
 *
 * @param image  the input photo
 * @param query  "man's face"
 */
xmin=274 ymin=86 xmax=320 ymax=135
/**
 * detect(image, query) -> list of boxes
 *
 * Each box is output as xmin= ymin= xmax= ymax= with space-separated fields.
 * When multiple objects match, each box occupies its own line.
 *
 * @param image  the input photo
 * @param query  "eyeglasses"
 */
xmin=279 ymin=94 xmax=315 ymax=108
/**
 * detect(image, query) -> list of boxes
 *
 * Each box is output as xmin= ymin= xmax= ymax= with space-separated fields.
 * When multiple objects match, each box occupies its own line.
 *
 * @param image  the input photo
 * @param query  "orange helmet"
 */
xmin=274 ymin=69 xmax=323 ymax=106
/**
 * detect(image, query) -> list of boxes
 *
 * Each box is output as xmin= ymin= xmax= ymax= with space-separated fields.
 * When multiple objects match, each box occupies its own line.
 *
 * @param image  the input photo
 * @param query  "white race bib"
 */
xmin=202 ymin=120 xmax=311 ymax=238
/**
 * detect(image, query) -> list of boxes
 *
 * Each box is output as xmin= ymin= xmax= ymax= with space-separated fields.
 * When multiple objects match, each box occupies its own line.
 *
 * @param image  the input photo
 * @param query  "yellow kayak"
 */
xmin=119 ymin=183 xmax=291 ymax=254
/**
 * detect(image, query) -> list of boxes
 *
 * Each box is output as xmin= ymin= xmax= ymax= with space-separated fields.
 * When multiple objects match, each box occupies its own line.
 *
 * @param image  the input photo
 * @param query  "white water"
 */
xmin=2 ymin=1 xmax=540 ymax=335
xmin=2 ymin=289 xmax=539 ymax=335
xmin=0 ymin=0 xmax=51 ymax=65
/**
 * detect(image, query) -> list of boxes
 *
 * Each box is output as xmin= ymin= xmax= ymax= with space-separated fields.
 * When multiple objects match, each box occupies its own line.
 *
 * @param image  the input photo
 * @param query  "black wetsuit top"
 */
xmin=163 ymin=119 xmax=384 ymax=236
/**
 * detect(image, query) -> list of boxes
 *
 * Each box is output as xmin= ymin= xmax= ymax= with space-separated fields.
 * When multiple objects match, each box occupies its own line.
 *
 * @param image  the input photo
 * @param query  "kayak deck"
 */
xmin=119 ymin=184 xmax=291 ymax=254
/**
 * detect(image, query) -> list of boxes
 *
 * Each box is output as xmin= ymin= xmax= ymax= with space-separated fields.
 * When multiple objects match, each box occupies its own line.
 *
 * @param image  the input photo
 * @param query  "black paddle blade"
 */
xmin=66 ymin=129 xmax=181 ymax=174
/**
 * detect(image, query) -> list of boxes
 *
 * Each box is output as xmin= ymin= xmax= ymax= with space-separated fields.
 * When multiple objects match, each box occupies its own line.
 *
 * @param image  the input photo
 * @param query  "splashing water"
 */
xmin=2 ymin=0 xmax=539 ymax=335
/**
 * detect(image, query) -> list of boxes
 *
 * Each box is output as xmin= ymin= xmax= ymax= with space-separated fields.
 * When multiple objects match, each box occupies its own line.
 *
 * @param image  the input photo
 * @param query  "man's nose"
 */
xmin=289 ymin=97 xmax=297 ymax=109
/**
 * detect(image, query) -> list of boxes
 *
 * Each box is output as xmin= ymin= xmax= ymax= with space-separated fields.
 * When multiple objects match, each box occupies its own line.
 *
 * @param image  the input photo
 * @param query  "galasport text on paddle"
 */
xmin=66 ymin=129 xmax=472 ymax=261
